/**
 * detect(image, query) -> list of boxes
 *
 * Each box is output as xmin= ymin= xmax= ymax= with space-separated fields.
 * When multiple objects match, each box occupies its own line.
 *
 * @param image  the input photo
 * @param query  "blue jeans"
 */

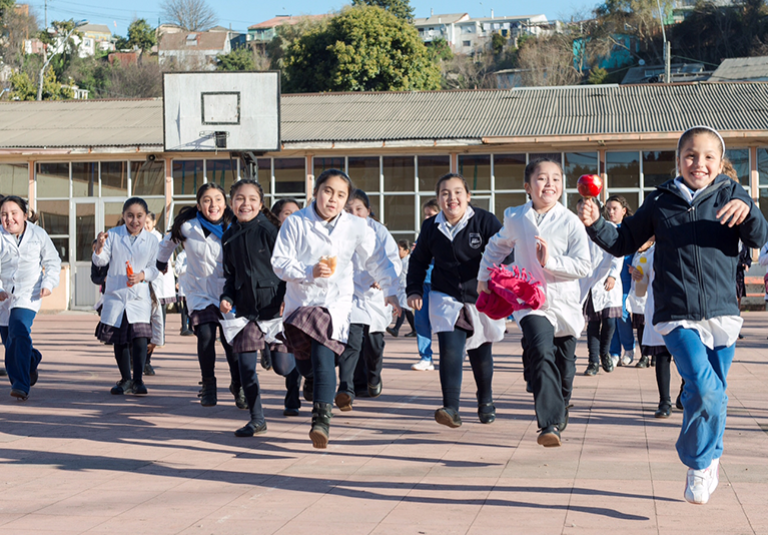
xmin=1 ymin=308 xmax=42 ymax=395
xmin=610 ymin=294 xmax=635 ymax=355
xmin=414 ymin=284 xmax=433 ymax=361
xmin=662 ymin=327 xmax=734 ymax=470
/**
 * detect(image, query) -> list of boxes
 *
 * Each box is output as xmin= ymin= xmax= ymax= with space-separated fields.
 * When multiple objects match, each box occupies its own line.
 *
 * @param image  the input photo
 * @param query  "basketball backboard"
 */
xmin=163 ymin=71 xmax=280 ymax=152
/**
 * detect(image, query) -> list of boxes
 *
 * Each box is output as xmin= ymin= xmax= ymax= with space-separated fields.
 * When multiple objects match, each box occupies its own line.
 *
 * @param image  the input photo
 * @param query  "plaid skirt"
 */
xmin=455 ymin=305 xmax=474 ymax=336
xmin=95 ymin=313 xmax=152 ymax=345
xmin=158 ymin=297 xmax=178 ymax=305
xmin=232 ymin=321 xmax=266 ymax=354
xmin=189 ymin=304 xmax=222 ymax=330
xmin=280 ymin=306 xmax=345 ymax=360
xmin=584 ymin=293 xmax=623 ymax=322
xmin=632 ymin=313 xmax=645 ymax=329
xmin=643 ymin=344 xmax=670 ymax=357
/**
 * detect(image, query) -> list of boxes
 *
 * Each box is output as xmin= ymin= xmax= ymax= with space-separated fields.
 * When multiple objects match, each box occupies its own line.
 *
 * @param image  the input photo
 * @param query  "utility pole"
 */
xmin=45 ymin=0 xmax=47 ymax=29
xmin=656 ymin=0 xmax=670 ymax=83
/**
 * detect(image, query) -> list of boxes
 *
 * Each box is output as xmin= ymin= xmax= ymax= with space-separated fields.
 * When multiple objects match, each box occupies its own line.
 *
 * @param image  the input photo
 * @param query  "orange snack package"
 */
xmin=126 ymin=261 xmax=134 ymax=287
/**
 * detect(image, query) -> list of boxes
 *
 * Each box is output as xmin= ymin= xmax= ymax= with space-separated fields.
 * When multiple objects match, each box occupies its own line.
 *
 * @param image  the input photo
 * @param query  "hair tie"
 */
xmin=677 ymin=126 xmax=726 ymax=156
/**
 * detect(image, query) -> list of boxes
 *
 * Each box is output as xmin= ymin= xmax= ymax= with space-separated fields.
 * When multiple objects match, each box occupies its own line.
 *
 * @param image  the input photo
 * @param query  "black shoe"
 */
xmin=650 ymin=355 xmax=656 ymax=367
xmin=235 ymin=420 xmax=267 ymax=437
xmin=0 ymin=368 xmax=6 ymax=377
xmin=368 ymin=381 xmax=382 ymax=398
xmin=635 ymin=355 xmax=650 ymax=368
xmin=386 ymin=327 xmax=398 ymax=338
xmin=230 ymin=383 xmax=247 ymax=410
xmin=129 ymin=380 xmax=148 ymax=395
xmin=600 ymin=354 xmax=614 ymax=373
xmin=283 ymin=408 xmax=300 ymax=417
xmin=560 ymin=407 xmax=569 ymax=432
xmin=404 ymin=331 xmax=417 ymax=338
xmin=198 ymin=377 xmax=217 ymax=406
xmin=10 ymin=388 xmax=28 ymax=401
xmin=309 ymin=402 xmax=333 ymax=449
xmin=334 ymin=391 xmax=353 ymax=412
xmin=676 ymin=383 xmax=684 ymax=410
xmin=143 ymin=362 xmax=156 ymax=376
xmin=537 ymin=425 xmax=561 ymax=447
xmin=303 ymin=376 xmax=314 ymax=402
xmin=30 ymin=368 xmax=38 ymax=386
xmin=434 ymin=407 xmax=462 ymax=428
xmin=478 ymin=402 xmax=496 ymax=424
xmin=110 ymin=379 xmax=132 ymax=395
xmin=180 ymin=329 xmax=194 ymax=336
xmin=526 ymin=381 xmax=533 ymax=393
xmin=655 ymin=406 xmax=671 ymax=418
xmin=738 ymin=333 xmax=744 ymax=339
xmin=584 ymin=362 xmax=599 ymax=376
xmin=260 ymin=350 xmax=272 ymax=371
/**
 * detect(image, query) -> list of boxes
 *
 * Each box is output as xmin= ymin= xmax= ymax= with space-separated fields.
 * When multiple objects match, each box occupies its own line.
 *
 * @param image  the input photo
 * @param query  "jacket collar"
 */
xmin=656 ymin=174 xmax=731 ymax=205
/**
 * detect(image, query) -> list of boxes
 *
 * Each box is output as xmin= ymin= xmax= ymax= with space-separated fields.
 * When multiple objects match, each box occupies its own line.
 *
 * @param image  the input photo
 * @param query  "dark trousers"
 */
xmin=114 ymin=337 xmax=148 ymax=383
xmin=236 ymin=351 xmax=266 ymax=423
xmin=267 ymin=347 xmax=301 ymax=411
xmin=195 ymin=321 xmax=240 ymax=386
xmin=179 ymin=300 xmax=192 ymax=331
xmin=587 ymin=317 xmax=616 ymax=364
xmin=519 ymin=315 xmax=577 ymax=429
xmin=1 ymin=308 xmax=42 ymax=394
xmin=655 ymin=349 xmax=673 ymax=409
xmin=392 ymin=310 xmax=415 ymax=335
xmin=436 ymin=328 xmax=493 ymax=411
xmin=337 ymin=323 xmax=385 ymax=399
xmin=308 ymin=340 xmax=340 ymax=405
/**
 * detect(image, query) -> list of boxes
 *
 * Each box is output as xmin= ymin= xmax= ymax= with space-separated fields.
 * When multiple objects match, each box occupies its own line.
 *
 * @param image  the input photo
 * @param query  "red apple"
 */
xmin=577 ymin=174 xmax=603 ymax=198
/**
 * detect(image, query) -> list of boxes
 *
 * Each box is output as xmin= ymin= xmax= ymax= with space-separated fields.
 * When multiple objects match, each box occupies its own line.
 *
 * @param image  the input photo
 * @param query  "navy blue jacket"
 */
xmin=407 ymin=206 xmax=509 ymax=304
xmin=587 ymin=175 xmax=768 ymax=324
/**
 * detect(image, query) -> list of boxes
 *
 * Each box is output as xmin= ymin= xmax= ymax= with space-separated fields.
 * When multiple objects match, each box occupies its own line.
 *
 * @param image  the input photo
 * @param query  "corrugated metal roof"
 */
xmin=710 ymin=56 xmax=768 ymax=82
xmin=1 ymin=82 xmax=767 ymax=150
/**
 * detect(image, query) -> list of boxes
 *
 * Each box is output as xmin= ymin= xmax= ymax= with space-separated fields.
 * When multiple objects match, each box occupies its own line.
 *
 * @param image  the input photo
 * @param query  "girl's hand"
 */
xmin=128 ymin=271 xmax=145 ymax=286
xmin=407 ymin=294 xmax=422 ymax=311
xmin=604 ymin=276 xmax=616 ymax=291
xmin=313 ymin=262 xmax=332 ymax=279
xmin=220 ymin=300 xmax=232 ymax=314
xmin=385 ymin=296 xmax=402 ymax=318
xmin=717 ymin=199 xmax=750 ymax=227
xmin=578 ymin=198 xmax=601 ymax=227
xmin=0 ymin=291 xmax=8 ymax=301
xmin=40 ymin=288 xmax=51 ymax=298
xmin=477 ymin=280 xmax=491 ymax=294
xmin=536 ymin=236 xmax=549 ymax=267
xmin=371 ymin=282 xmax=381 ymax=290
xmin=94 ymin=231 xmax=108 ymax=254
xmin=631 ymin=269 xmax=643 ymax=282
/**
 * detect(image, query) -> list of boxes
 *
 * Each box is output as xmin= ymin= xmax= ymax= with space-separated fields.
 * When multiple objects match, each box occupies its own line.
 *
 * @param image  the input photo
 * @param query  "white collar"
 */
xmin=675 ymin=176 xmax=711 ymax=204
xmin=435 ymin=205 xmax=475 ymax=242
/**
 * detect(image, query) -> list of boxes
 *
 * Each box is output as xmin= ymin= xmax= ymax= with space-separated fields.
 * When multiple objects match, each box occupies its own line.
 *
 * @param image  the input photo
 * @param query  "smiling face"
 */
xmin=524 ymin=161 xmax=563 ymax=212
xmin=123 ymin=203 xmax=147 ymax=236
xmin=277 ymin=201 xmax=300 ymax=223
xmin=197 ymin=188 xmax=227 ymax=223
xmin=144 ymin=215 xmax=156 ymax=232
xmin=346 ymin=198 xmax=370 ymax=219
xmin=438 ymin=178 xmax=470 ymax=225
xmin=423 ymin=206 xmax=439 ymax=221
xmin=231 ymin=183 xmax=263 ymax=223
xmin=605 ymin=200 xmax=627 ymax=224
xmin=314 ymin=175 xmax=350 ymax=221
xmin=0 ymin=200 xmax=26 ymax=237
xmin=678 ymin=132 xmax=724 ymax=191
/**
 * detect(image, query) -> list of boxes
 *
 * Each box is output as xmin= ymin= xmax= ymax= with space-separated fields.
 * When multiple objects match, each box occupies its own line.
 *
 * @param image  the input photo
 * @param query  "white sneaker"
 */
xmin=411 ymin=359 xmax=435 ymax=371
xmin=611 ymin=355 xmax=620 ymax=368
xmin=684 ymin=458 xmax=719 ymax=504
xmin=620 ymin=348 xmax=634 ymax=367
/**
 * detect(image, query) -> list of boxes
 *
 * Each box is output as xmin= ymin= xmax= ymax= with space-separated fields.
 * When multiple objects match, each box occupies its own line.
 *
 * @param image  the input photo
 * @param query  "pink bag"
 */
xmin=476 ymin=264 xmax=545 ymax=320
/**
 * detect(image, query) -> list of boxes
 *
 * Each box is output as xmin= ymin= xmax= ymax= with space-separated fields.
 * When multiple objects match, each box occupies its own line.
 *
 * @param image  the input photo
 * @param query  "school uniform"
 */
xmin=149 ymin=229 xmax=177 ymax=306
xmin=407 ymin=205 xmax=508 ymax=417
xmin=626 ymin=246 xmax=653 ymax=346
xmin=479 ymin=201 xmax=591 ymax=431
xmin=173 ymin=250 xmax=193 ymax=333
xmin=0 ymin=222 xmax=61 ymax=397
xmin=271 ymin=204 xmax=398 ymax=406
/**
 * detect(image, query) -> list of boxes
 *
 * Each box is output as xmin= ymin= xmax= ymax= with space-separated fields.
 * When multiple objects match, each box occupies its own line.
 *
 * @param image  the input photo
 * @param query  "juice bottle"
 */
xmin=126 ymin=261 xmax=134 ymax=287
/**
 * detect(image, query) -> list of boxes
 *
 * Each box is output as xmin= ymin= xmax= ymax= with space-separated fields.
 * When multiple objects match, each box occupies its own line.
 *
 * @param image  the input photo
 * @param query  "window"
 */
xmin=0 ymin=163 xmax=29 ymax=197
xmin=348 ymin=156 xmax=380 ymax=192
xmin=463 ymin=40 xmax=471 ymax=46
xmin=173 ymin=160 xmax=203 ymax=196
xmin=384 ymin=195 xmax=415 ymax=232
xmin=37 ymin=200 xmax=69 ymax=262
xmin=273 ymin=158 xmax=305 ymax=194
xmin=37 ymin=162 xmax=70 ymax=198
xmin=725 ymin=148 xmax=749 ymax=187
xmin=759 ymin=148 xmax=768 ymax=186
xmin=382 ymin=156 xmax=415 ymax=192
xmin=314 ymin=157 xmax=345 ymax=180
xmin=493 ymin=154 xmax=526 ymax=190
xmin=101 ymin=162 xmax=128 ymax=196
xmin=72 ymin=162 xmax=98 ymax=197
xmin=642 ymin=151 xmax=675 ymax=188
xmin=131 ymin=160 xmax=165 ymax=196
xmin=606 ymin=152 xmax=640 ymax=188
xmin=494 ymin=192 xmax=527 ymax=221
xmin=253 ymin=158 xmax=272 ymax=195
xmin=206 ymin=159 xmax=237 ymax=192
xmin=564 ymin=152 xmax=598 ymax=189
xmin=459 ymin=154 xmax=491 ymax=191
xmin=417 ymin=155 xmax=450 ymax=192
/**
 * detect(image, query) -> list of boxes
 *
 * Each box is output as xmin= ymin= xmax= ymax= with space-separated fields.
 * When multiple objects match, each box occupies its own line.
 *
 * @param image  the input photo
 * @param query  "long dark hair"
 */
xmin=271 ymin=198 xmax=301 ymax=219
xmin=603 ymin=195 xmax=633 ymax=220
xmin=230 ymin=179 xmax=282 ymax=228
xmin=171 ymin=183 xmax=233 ymax=243
xmin=348 ymin=188 xmax=377 ymax=220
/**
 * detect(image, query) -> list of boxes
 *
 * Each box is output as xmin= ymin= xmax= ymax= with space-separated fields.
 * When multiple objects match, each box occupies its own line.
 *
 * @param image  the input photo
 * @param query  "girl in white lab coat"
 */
xmin=174 ymin=248 xmax=193 ymax=335
xmin=387 ymin=239 xmax=416 ymax=337
xmin=580 ymin=229 xmax=624 ymax=376
xmin=626 ymin=238 xmax=654 ymax=368
xmin=143 ymin=212 xmax=176 ymax=376
xmin=478 ymin=159 xmax=592 ymax=447
xmin=0 ymin=196 xmax=61 ymax=401
xmin=335 ymin=189 xmax=401 ymax=412
xmin=271 ymin=169 xmax=401 ymax=449
xmin=156 ymin=184 xmax=245 ymax=409
xmin=93 ymin=197 xmax=158 ymax=396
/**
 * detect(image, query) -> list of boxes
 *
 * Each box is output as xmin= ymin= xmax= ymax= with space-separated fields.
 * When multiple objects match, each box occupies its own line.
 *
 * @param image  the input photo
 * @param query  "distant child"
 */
xmin=410 ymin=199 xmax=440 ymax=371
xmin=626 ymin=237 xmax=654 ymax=368
xmin=387 ymin=239 xmax=416 ymax=337
xmin=143 ymin=211 xmax=176 ymax=375
xmin=579 ymin=126 xmax=768 ymax=504
xmin=93 ymin=197 xmax=158 ymax=396
xmin=479 ymin=159 xmax=591 ymax=446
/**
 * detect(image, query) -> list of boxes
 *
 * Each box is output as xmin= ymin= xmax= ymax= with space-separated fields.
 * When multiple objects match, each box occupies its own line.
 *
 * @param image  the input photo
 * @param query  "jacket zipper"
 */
xmin=688 ymin=204 xmax=706 ymax=319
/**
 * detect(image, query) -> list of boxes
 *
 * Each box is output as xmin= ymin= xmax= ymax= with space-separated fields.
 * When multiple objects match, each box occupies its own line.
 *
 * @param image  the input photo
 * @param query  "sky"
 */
xmin=30 ymin=0 xmax=596 ymax=37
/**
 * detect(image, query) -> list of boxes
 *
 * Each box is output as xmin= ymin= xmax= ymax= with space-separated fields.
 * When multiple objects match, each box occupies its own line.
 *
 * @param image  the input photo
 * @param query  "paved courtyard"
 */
xmin=1 ymin=310 xmax=767 ymax=534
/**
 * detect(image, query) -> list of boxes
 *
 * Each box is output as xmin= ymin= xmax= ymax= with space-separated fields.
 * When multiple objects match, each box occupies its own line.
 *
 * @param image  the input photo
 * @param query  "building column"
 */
xmin=28 ymin=159 xmax=36 ymax=207
xmin=750 ymin=146 xmax=759 ymax=201
xmin=598 ymin=148 xmax=607 ymax=202
xmin=305 ymin=154 xmax=314 ymax=205
xmin=165 ymin=156 xmax=173 ymax=229
xmin=450 ymin=153 xmax=459 ymax=174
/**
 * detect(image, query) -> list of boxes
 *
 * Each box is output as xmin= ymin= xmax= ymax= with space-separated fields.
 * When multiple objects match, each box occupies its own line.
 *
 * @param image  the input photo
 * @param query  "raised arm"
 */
xmin=156 ymin=231 xmax=180 ymax=268
xmin=478 ymin=207 xmax=519 ymax=282
xmin=584 ymin=195 xmax=655 ymax=258
xmin=271 ymin=217 xmax=314 ymax=283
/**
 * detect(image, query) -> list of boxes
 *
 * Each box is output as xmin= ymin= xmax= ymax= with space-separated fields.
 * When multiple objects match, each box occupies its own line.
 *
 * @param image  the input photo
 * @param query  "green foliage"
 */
xmin=426 ymin=38 xmax=453 ymax=62
xmin=350 ymin=0 xmax=414 ymax=21
xmin=283 ymin=5 xmax=441 ymax=93
xmin=10 ymin=69 xmax=74 ymax=100
xmin=127 ymin=19 xmax=157 ymax=51
xmin=217 ymin=46 xmax=256 ymax=71
xmin=0 ymin=0 xmax=15 ymax=16
xmin=114 ymin=35 xmax=130 ymax=50
xmin=587 ymin=67 xmax=609 ymax=84
xmin=491 ymin=32 xmax=506 ymax=56
xmin=9 ymin=71 xmax=36 ymax=100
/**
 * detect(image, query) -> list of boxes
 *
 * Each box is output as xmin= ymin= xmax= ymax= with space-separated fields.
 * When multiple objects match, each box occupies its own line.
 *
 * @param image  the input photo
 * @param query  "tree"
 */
xmin=350 ymin=0 xmax=414 ymax=21
xmin=160 ymin=0 xmax=216 ymax=31
xmin=425 ymin=37 xmax=453 ymax=63
xmin=594 ymin=0 xmax=675 ymax=65
xmin=11 ymin=69 xmax=74 ymax=100
xmin=515 ymin=34 xmax=582 ymax=87
xmin=0 ymin=0 xmax=14 ymax=17
xmin=282 ymin=5 xmax=441 ymax=93
xmin=587 ymin=66 xmax=609 ymax=84
xmin=127 ymin=18 xmax=157 ymax=51
xmin=217 ymin=46 xmax=269 ymax=71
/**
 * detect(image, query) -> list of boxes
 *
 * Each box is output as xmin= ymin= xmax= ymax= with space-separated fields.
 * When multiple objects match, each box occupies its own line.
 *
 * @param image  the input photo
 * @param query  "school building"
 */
xmin=1 ymin=81 xmax=768 ymax=310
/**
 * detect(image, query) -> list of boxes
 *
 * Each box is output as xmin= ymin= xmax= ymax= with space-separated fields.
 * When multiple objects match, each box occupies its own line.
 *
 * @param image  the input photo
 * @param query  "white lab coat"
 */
xmin=271 ymin=205 xmax=399 ymax=344
xmin=580 ymin=226 xmax=624 ymax=312
xmin=479 ymin=202 xmax=592 ymax=338
xmin=758 ymin=241 xmax=768 ymax=302
xmin=626 ymin=246 xmax=653 ymax=315
xmin=349 ymin=217 xmax=402 ymax=333
xmin=641 ymin=247 xmax=665 ymax=347
xmin=0 ymin=222 xmax=61 ymax=326
xmin=92 ymin=226 xmax=159 ymax=327
xmin=157 ymin=219 xmax=224 ymax=313
xmin=397 ymin=254 xmax=411 ymax=310
xmin=149 ymin=229 xmax=177 ymax=302
xmin=174 ymin=250 xmax=187 ymax=298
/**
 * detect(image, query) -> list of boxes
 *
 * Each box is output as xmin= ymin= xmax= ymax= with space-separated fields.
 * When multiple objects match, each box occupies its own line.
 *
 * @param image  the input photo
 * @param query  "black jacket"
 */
xmin=587 ymin=174 xmax=768 ymax=324
xmin=221 ymin=213 xmax=285 ymax=322
xmin=406 ymin=206 xmax=508 ymax=304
